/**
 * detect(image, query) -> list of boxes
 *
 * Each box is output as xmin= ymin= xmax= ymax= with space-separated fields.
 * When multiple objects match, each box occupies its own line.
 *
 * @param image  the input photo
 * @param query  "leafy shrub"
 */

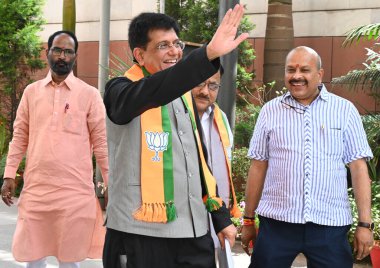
xmin=234 ymin=105 xmax=261 ymax=149
xmin=362 ymin=114 xmax=380 ymax=182
xmin=348 ymin=114 xmax=380 ymax=250
xmin=232 ymin=147 xmax=250 ymax=194
xmin=348 ymin=181 xmax=380 ymax=243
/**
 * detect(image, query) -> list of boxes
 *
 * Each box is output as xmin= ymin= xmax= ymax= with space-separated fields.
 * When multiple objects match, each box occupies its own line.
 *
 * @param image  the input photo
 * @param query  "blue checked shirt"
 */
xmin=247 ymin=85 xmax=373 ymax=226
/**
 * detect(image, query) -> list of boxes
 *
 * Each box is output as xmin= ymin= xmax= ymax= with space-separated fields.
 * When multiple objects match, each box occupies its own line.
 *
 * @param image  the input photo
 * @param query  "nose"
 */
xmin=167 ymin=45 xmax=182 ymax=56
xmin=58 ymin=51 xmax=66 ymax=59
xmin=292 ymin=69 xmax=303 ymax=79
xmin=199 ymin=84 xmax=210 ymax=95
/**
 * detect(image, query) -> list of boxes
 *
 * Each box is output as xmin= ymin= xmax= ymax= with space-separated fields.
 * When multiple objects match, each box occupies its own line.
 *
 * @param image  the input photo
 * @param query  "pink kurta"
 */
xmin=4 ymin=72 xmax=109 ymax=262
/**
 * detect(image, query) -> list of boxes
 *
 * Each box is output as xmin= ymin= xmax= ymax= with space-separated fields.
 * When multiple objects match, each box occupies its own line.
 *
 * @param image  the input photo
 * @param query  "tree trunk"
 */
xmin=63 ymin=0 xmax=76 ymax=32
xmin=263 ymin=0 xmax=294 ymax=101
xmin=62 ymin=0 xmax=77 ymax=75
xmin=217 ymin=0 xmax=240 ymax=130
xmin=9 ymin=80 xmax=17 ymax=139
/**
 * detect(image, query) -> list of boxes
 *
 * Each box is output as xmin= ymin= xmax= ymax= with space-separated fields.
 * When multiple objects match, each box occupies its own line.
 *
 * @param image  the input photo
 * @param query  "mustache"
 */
xmin=50 ymin=58 xmax=73 ymax=75
xmin=289 ymin=78 xmax=307 ymax=83
xmin=54 ymin=60 xmax=68 ymax=67
xmin=195 ymin=95 xmax=210 ymax=101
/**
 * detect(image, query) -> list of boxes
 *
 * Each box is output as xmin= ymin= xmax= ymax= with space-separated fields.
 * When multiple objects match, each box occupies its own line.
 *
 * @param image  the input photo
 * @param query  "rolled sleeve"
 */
xmin=343 ymin=105 xmax=373 ymax=164
xmin=247 ymin=107 xmax=269 ymax=160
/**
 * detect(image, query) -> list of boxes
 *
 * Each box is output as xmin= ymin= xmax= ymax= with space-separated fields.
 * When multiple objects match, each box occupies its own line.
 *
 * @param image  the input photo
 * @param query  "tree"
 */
xmin=165 ymin=0 xmax=255 ymax=104
xmin=62 ymin=0 xmax=77 ymax=75
xmin=169 ymin=0 xmax=219 ymax=43
xmin=0 ymin=0 xmax=45 ymax=139
xmin=331 ymin=23 xmax=380 ymax=182
xmin=332 ymin=23 xmax=380 ymax=95
xmin=332 ymin=25 xmax=380 ymax=245
xmin=263 ymin=0 xmax=294 ymax=101
xmin=63 ymin=0 xmax=76 ymax=32
xmin=342 ymin=23 xmax=380 ymax=47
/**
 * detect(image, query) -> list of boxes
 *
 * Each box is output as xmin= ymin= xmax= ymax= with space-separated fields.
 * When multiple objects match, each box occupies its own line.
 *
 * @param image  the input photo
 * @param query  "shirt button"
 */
xmin=306 ymin=139 xmax=310 ymax=142
xmin=188 ymin=172 xmax=193 ymax=178
xmin=306 ymin=172 xmax=310 ymax=176
xmin=185 ymin=151 xmax=189 ymax=157
xmin=179 ymin=130 xmax=183 ymax=136
xmin=306 ymin=156 xmax=310 ymax=159
xmin=306 ymin=122 xmax=309 ymax=126
xmin=175 ymin=109 xmax=179 ymax=114
xmin=305 ymin=192 xmax=309 ymax=195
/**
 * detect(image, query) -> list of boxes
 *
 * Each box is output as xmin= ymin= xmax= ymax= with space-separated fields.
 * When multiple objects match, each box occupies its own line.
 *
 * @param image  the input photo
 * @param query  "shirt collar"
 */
xmin=42 ymin=71 xmax=76 ymax=90
xmin=282 ymin=83 xmax=330 ymax=104
xmin=318 ymin=84 xmax=329 ymax=102
xmin=201 ymin=104 xmax=215 ymax=121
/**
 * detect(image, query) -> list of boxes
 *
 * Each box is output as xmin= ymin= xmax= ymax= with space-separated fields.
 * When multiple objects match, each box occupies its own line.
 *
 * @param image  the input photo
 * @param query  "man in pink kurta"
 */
xmin=1 ymin=31 xmax=108 ymax=268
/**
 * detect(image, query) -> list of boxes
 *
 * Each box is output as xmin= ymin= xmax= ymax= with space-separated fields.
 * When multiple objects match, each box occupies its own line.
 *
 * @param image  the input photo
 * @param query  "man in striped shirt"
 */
xmin=241 ymin=46 xmax=374 ymax=267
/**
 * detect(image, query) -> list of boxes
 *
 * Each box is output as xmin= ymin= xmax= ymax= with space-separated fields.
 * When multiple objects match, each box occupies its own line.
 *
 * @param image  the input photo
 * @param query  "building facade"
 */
xmin=36 ymin=0 xmax=380 ymax=112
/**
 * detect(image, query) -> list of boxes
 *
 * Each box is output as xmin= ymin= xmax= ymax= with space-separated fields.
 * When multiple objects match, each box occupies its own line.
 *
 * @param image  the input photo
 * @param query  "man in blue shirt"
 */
xmin=241 ymin=46 xmax=374 ymax=267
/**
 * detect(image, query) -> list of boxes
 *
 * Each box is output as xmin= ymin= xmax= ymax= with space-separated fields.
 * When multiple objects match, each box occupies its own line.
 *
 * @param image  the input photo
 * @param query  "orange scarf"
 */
xmin=213 ymin=105 xmax=241 ymax=218
xmin=125 ymin=64 xmax=222 ymax=223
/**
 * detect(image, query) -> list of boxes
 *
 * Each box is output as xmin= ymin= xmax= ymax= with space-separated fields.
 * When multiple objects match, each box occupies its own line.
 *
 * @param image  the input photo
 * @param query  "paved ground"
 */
xmin=0 ymin=199 xmax=372 ymax=267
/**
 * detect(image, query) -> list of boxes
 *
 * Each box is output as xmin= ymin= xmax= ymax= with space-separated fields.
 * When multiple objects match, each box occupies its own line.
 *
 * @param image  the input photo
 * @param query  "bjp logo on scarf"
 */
xmin=145 ymin=131 xmax=169 ymax=161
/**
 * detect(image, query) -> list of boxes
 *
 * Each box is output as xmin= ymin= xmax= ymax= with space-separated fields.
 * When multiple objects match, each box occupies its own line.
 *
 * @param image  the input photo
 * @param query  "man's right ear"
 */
xmin=133 ymin=47 xmax=144 ymax=66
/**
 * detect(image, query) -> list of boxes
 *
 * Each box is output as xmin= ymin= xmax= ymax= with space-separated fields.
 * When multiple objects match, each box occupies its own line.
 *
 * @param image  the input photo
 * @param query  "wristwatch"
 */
xmin=357 ymin=221 xmax=374 ymax=231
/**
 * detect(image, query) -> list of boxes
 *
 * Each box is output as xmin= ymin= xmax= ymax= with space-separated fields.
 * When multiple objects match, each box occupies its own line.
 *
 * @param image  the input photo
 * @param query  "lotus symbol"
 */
xmin=145 ymin=131 xmax=169 ymax=161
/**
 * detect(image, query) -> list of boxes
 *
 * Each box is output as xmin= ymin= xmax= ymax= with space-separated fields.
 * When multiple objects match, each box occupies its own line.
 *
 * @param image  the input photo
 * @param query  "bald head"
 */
xmin=286 ymin=46 xmax=322 ymax=70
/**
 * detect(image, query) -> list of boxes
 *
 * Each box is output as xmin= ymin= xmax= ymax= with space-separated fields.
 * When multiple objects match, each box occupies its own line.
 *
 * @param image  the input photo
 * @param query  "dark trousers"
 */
xmin=250 ymin=216 xmax=353 ymax=268
xmin=103 ymin=228 xmax=216 ymax=268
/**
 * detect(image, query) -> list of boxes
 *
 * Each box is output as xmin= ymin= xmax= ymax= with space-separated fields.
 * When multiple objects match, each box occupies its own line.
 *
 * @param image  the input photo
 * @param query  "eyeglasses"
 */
xmin=156 ymin=40 xmax=185 ymax=51
xmin=196 ymin=82 xmax=221 ymax=91
xmin=280 ymin=99 xmax=306 ymax=114
xmin=51 ymin=47 xmax=75 ymax=57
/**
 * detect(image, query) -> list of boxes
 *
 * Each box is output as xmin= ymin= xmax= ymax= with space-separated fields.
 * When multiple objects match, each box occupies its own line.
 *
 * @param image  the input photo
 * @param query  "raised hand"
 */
xmin=206 ymin=4 xmax=249 ymax=60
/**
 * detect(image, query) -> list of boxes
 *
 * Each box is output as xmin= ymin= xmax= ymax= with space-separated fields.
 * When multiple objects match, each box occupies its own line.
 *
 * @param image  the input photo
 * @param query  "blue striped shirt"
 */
xmin=247 ymin=85 xmax=373 ymax=226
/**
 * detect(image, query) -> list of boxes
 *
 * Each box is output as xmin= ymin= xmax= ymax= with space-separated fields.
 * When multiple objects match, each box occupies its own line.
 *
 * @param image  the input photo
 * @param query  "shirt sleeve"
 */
xmin=343 ymin=104 xmax=373 ymax=164
xmin=104 ymin=46 xmax=220 ymax=125
xmin=210 ymin=203 xmax=233 ymax=234
xmin=88 ymin=89 xmax=109 ymax=185
xmin=247 ymin=106 xmax=269 ymax=160
xmin=4 ymin=87 xmax=30 ymax=179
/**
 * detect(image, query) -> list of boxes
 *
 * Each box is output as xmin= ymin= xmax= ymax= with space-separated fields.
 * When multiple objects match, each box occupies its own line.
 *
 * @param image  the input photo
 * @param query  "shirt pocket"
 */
xmin=63 ymin=109 xmax=86 ymax=136
xmin=323 ymin=127 xmax=343 ymax=157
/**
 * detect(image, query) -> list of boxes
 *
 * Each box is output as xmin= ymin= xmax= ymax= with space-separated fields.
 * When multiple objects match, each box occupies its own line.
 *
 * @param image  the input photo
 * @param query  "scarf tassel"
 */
xmin=230 ymin=203 xmax=242 ymax=218
xmin=133 ymin=202 xmax=177 ymax=223
xmin=166 ymin=201 xmax=177 ymax=222
xmin=133 ymin=203 xmax=166 ymax=223
xmin=204 ymin=196 xmax=223 ymax=212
